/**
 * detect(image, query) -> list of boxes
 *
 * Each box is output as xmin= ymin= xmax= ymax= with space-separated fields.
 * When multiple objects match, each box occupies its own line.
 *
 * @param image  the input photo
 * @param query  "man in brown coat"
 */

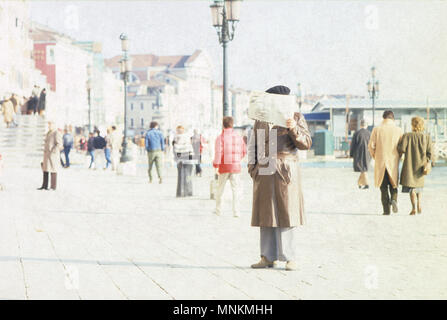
xmin=38 ymin=121 xmax=63 ymax=190
xmin=248 ymin=85 xmax=312 ymax=271
xmin=368 ymin=110 xmax=404 ymax=215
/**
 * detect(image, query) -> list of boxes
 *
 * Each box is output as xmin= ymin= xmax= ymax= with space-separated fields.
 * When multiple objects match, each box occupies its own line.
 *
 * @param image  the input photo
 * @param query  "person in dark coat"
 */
xmin=37 ymin=89 xmax=46 ymax=116
xmin=27 ymin=95 xmax=38 ymax=115
xmin=87 ymin=132 xmax=95 ymax=169
xmin=350 ymin=119 xmax=371 ymax=189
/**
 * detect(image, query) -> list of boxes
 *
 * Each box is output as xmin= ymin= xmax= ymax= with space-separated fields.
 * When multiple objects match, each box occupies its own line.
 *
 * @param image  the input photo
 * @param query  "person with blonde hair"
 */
xmin=398 ymin=116 xmax=432 ymax=215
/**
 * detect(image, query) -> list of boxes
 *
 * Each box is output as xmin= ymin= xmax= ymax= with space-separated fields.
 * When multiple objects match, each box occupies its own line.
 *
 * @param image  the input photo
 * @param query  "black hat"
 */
xmin=265 ymin=85 xmax=290 ymax=95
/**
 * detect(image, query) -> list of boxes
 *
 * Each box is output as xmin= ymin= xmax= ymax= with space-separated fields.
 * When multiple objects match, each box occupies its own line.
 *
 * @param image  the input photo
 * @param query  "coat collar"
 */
xmin=382 ymin=119 xmax=395 ymax=125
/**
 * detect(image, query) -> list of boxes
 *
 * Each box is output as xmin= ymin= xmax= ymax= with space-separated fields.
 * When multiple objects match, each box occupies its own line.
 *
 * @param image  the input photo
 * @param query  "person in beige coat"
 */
xmin=248 ymin=85 xmax=312 ymax=271
xmin=2 ymin=97 xmax=15 ymax=128
xmin=38 ymin=121 xmax=63 ymax=190
xmin=368 ymin=110 xmax=404 ymax=215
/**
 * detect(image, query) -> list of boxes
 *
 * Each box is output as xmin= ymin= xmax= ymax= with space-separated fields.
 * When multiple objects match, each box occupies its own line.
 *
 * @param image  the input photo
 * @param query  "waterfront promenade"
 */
xmin=0 ymin=155 xmax=446 ymax=299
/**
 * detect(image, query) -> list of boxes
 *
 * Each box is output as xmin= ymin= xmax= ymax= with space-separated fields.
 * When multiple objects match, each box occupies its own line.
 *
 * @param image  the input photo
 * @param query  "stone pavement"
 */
xmin=0 ymin=154 xmax=446 ymax=300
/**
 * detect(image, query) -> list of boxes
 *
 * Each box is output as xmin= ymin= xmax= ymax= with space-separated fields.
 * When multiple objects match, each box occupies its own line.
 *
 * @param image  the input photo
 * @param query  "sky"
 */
xmin=29 ymin=0 xmax=447 ymax=101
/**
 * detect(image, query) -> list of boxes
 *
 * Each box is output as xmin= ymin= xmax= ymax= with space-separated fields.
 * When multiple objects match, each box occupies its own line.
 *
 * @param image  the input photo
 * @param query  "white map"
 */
xmin=248 ymin=91 xmax=298 ymax=127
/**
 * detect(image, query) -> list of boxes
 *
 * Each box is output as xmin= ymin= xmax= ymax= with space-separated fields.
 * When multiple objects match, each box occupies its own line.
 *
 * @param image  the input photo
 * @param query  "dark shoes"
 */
xmin=358 ymin=185 xmax=369 ymax=190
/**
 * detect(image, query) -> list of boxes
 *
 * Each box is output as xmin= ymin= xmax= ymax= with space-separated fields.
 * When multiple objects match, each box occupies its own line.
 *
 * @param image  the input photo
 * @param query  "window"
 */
xmin=140 ymin=102 xmax=144 ymax=110
xmin=130 ymin=103 xmax=134 ymax=111
xmin=130 ymin=118 xmax=134 ymax=127
xmin=141 ymin=118 xmax=144 ymax=127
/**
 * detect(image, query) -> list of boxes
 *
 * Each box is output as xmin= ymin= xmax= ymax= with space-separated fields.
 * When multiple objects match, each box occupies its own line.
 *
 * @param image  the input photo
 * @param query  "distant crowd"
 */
xmin=1 ymin=85 xmax=47 ymax=128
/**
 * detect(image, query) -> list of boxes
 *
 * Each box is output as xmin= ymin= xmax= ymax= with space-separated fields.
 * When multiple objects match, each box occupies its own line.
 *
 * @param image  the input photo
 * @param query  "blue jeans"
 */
xmin=63 ymin=147 xmax=71 ymax=167
xmin=104 ymin=148 xmax=112 ymax=168
xmin=89 ymin=150 xmax=94 ymax=168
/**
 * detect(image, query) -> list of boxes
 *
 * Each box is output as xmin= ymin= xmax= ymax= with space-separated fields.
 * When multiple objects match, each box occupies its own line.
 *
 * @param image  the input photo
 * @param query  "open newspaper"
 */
xmin=248 ymin=91 xmax=298 ymax=127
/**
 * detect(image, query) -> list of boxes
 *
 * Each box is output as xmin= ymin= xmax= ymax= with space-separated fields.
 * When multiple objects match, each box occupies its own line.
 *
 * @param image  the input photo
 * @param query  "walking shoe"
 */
xmin=159 ymin=178 xmax=162 ymax=184
xmin=251 ymin=256 xmax=274 ymax=269
xmin=362 ymin=185 xmax=369 ymax=190
xmin=233 ymin=212 xmax=240 ymax=218
xmin=285 ymin=261 xmax=297 ymax=271
xmin=214 ymin=209 xmax=221 ymax=216
xmin=391 ymin=200 xmax=398 ymax=213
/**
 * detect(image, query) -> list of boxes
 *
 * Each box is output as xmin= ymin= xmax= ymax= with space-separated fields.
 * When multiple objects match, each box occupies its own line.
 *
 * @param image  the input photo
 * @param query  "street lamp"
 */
xmin=210 ymin=0 xmax=242 ymax=117
xmin=367 ymin=66 xmax=379 ymax=127
xmin=296 ymin=83 xmax=302 ymax=112
xmin=119 ymin=33 xmax=132 ymax=162
xmin=86 ymin=64 xmax=92 ymax=133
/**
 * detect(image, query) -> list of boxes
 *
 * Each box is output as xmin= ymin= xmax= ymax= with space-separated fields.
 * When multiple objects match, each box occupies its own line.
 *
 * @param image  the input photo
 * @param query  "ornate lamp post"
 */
xmin=210 ymin=0 xmax=242 ymax=117
xmin=296 ymin=82 xmax=302 ymax=112
xmin=367 ymin=66 xmax=379 ymax=128
xmin=86 ymin=64 xmax=92 ymax=133
xmin=119 ymin=33 xmax=132 ymax=162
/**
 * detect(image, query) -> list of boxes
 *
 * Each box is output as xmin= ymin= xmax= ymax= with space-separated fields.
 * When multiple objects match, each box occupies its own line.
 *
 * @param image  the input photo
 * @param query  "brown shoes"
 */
xmin=251 ymin=257 xmax=297 ymax=271
xmin=251 ymin=256 xmax=274 ymax=269
xmin=285 ymin=261 xmax=297 ymax=271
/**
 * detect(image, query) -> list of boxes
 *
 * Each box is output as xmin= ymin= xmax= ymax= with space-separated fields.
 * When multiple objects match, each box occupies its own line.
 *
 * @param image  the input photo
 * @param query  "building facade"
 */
xmin=0 ymin=0 xmax=48 ymax=100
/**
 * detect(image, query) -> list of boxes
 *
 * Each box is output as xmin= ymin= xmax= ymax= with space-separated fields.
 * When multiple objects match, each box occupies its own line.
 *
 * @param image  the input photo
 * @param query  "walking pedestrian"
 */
xmin=38 ymin=121 xmax=62 ymax=191
xmin=368 ymin=110 xmax=404 ymax=215
xmin=93 ymin=130 xmax=106 ymax=170
xmin=213 ymin=117 xmax=246 ymax=217
xmin=248 ymin=85 xmax=312 ymax=271
xmin=37 ymin=88 xmax=46 ymax=116
xmin=87 ymin=132 xmax=95 ymax=169
xmin=104 ymin=128 xmax=113 ymax=170
xmin=109 ymin=126 xmax=122 ymax=171
xmin=349 ymin=119 xmax=371 ymax=189
xmin=138 ymin=135 xmax=146 ymax=155
xmin=10 ymin=94 xmax=19 ymax=127
xmin=397 ymin=116 xmax=433 ymax=215
xmin=173 ymin=125 xmax=195 ymax=197
xmin=192 ymin=129 xmax=206 ymax=177
xmin=145 ymin=121 xmax=165 ymax=184
xmin=61 ymin=128 xmax=74 ymax=168
xmin=1 ymin=96 xmax=15 ymax=128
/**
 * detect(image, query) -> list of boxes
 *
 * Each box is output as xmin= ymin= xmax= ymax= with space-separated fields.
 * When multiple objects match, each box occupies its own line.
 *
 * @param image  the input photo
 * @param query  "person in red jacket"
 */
xmin=213 ymin=116 xmax=247 ymax=217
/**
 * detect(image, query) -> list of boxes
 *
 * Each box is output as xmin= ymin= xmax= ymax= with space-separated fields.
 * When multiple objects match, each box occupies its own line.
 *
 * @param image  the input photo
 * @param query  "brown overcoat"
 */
xmin=2 ymin=100 xmax=14 ymax=124
xmin=398 ymin=132 xmax=432 ymax=188
xmin=248 ymin=112 xmax=312 ymax=227
xmin=42 ymin=129 xmax=62 ymax=173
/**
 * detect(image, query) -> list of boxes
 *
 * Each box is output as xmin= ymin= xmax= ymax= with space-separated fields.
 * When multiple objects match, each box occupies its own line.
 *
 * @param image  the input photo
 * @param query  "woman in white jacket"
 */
xmin=173 ymin=125 xmax=195 ymax=197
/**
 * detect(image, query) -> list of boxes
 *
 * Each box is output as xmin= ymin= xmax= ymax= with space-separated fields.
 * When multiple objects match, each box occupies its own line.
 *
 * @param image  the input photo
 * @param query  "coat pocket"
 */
xmin=248 ymin=164 xmax=259 ymax=179
xmin=278 ymin=161 xmax=292 ymax=184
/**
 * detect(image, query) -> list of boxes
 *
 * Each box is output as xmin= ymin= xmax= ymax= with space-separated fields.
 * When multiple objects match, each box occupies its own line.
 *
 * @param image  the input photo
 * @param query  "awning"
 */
xmin=303 ymin=112 xmax=330 ymax=121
